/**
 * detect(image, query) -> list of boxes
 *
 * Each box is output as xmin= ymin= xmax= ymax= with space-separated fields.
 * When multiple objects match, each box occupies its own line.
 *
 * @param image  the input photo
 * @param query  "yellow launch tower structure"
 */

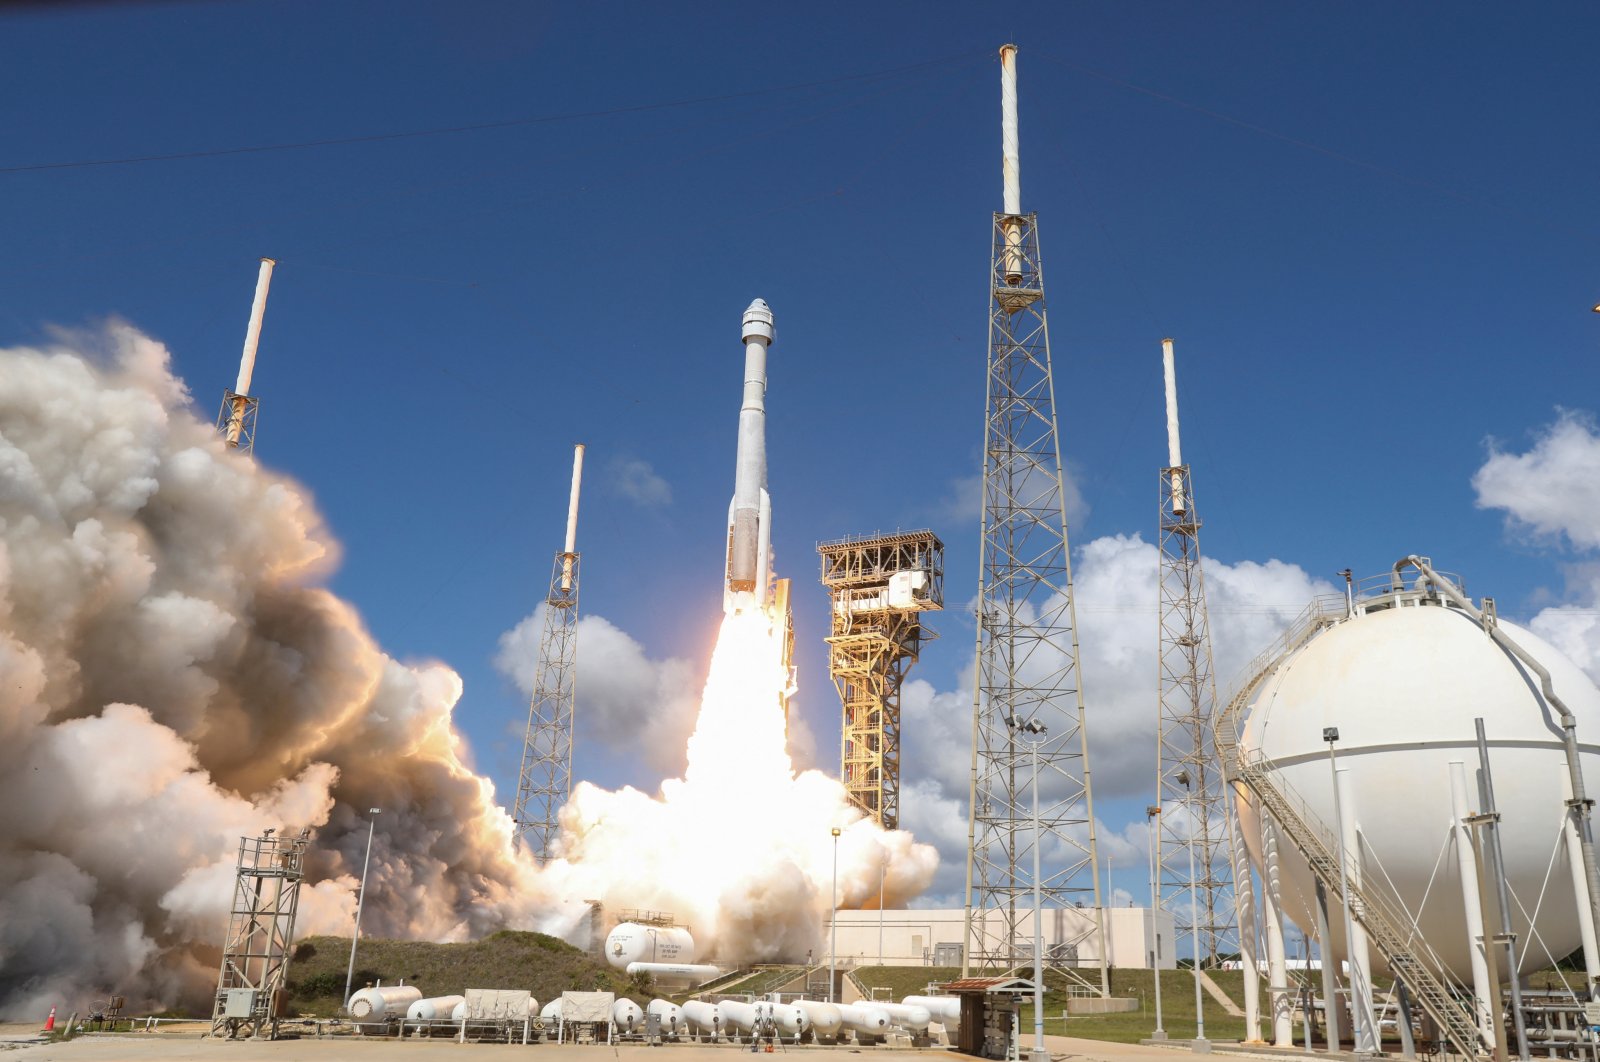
xmin=818 ymin=531 xmax=943 ymax=830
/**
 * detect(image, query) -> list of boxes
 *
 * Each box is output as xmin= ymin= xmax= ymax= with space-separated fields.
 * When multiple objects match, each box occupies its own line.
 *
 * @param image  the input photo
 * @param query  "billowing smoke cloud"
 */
xmin=0 ymin=324 xmax=936 ymax=1017
xmin=0 ymin=325 xmax=560 ymax=1015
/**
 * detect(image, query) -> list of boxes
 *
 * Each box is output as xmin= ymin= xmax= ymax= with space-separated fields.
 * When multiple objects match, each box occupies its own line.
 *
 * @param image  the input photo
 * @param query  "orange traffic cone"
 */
xmin=43 ymin=1005 xmax=56 ymax=1032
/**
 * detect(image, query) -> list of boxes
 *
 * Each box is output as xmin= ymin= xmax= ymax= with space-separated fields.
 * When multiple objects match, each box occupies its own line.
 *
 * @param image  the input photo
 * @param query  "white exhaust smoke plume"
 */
xmin=0 ymin=324 xmax=936 ymax=1014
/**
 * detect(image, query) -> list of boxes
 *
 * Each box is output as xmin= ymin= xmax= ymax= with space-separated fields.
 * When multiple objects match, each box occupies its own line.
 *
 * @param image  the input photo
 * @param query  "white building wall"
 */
xmin=826 ymin=907 xmax=1176 ymax=970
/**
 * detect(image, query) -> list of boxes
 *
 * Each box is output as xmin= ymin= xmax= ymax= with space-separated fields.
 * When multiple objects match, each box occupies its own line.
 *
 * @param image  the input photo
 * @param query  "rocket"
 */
xmin=724 ymin=298 xmax=774 ymax=615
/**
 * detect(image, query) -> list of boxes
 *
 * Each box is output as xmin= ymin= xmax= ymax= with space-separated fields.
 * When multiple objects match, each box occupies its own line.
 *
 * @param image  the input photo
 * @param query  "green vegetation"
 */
xmin=853 ymin=966 xmax=1253 ymax=1045
xmin=285 ymin=931 xmax=649 ymax=1017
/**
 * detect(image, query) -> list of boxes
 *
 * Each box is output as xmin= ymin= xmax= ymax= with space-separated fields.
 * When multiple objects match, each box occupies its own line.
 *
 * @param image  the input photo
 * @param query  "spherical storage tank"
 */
xmin=1237 ymin=581 xmax=1600 ymax=982
xmin=604 ymin=922 xmax=695 ymax=970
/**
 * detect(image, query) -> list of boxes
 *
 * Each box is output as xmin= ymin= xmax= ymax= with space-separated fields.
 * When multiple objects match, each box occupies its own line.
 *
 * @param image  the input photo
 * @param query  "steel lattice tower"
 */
xmin=211 ymin=829 xmax=310 ymax=1040
xmin=1153 ymin=338 xmax=1233 ymax=968
xmin=962 ymin=45 xmax=1108 ymax=992
xmin=819 ymin=531 xmax=944 ymax=830
xmin=513 ymin=445 xmax=585 ymax=864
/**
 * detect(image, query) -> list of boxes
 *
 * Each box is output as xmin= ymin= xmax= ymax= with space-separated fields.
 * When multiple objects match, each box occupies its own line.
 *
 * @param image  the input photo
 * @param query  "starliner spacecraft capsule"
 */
xmin=725 ymin=298 xmax=774 ymax=615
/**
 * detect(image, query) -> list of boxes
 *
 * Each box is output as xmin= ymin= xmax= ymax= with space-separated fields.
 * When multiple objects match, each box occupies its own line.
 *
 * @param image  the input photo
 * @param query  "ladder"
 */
xmin=1215 ymin=603 xmax=1491 ymax=1059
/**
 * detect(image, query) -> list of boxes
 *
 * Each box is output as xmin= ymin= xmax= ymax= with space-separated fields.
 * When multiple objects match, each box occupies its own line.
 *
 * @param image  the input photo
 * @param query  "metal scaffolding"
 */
xmin=210 ymin=829 xmax=310 ymax=1040
xmin=818 ymin=531 xmax=944 ymax=830
xmin=513 ymin=550 xmax=580 ymax=863
xmin=961 ymin=205 xmax=1107 ymax=991
xmin=216 ymin=391 xmax=259 ymax=454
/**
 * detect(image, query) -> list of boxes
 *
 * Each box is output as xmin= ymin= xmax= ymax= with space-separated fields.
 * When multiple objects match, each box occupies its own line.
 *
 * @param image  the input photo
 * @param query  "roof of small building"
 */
xmin=937 ymin=976 xmax=1035 ymax=994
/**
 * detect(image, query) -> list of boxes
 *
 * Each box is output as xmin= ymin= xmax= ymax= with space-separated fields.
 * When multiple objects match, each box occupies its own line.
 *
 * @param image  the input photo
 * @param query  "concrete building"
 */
xmin=827 ymin=907 xmax=1176 ymax=971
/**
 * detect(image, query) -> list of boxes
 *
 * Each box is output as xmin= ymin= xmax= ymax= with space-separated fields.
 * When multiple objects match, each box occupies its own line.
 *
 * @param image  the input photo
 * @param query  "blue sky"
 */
xmin=5 ymin=1 xmax=1599 ymax=908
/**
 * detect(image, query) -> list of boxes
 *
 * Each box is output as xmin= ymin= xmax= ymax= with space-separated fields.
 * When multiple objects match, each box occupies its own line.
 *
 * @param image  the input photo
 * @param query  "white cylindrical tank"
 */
xmin=903 ymin=995 xmax=961 ymax=1027
xmin=406 ymin=995 xmax=465 ymax=1022
xmin=647 ymin=999 xmax=684 ymax=1035
xmin=794 ymin=999 xmax=843 ymax=1041
xmin=718 ymin=999 xmax=760 ymax=1036
xmin=878 ymin=1002 xmax=931 ymax=1033
xmin=768 ymin=1001 xmax=809 ymax=1038
xmin=347 ymin=985 xmax=422 ymax=1021
xmin=604 ymin=923 xmax=695 ymax=970
xmin=836 ymin=1002 xmax=891 ymax=1042
xmin=682 ymin=1000 xmax=723 ymax=1040
xmin=1238 ymin=594 xmax=1600 ymax=982
xmin=539 ymin=999 xmax=562 ymax=1022
xmin=612 ymin=997 xmax=643 ymax=1032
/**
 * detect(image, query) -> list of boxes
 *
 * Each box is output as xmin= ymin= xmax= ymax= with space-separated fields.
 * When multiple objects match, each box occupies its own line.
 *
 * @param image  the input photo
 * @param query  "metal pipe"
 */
xmin=1030 ymin=734 xmax=1046 ymax=1054
xmin=560 ymin=444 xmax=585 ymax=592
xmin=1562 ymin=770 xmax=1600 ymax=990
xmin=1397 ymin=553 xmax=1600 ymax=952
xmin=830 ymin=827 xmax=840 ymax=1004
xmin=1148 ymin=806 xmax=1166 ymax=1038
xmin=1451 ymin=760 xmax=1498 ymax=1042
xmin=1396 ymin=980 xmax=1417 ymax=1059
xmin=1161 ymin=339 xmax=1187 ymax=516
xmin=343 ymin=809 xmax=380 ymax=1010
xmin=1477 ymin=718 xmax=1530 ymax=1061
xmin=1185 ymin=780 xmax=1206 ymax=1044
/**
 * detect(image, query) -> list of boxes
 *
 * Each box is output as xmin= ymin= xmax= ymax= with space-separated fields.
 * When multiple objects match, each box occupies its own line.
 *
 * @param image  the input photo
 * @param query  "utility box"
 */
xmin=223 ymin=989 xmax=257 ymax=1019
xmin=938 ymin=976 xmax=1031 ymax=1061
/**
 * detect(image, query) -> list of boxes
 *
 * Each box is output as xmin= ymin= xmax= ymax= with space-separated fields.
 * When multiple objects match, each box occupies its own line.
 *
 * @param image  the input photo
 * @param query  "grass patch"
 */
xmin=284 ymin=931 xmax=649 ymax=1016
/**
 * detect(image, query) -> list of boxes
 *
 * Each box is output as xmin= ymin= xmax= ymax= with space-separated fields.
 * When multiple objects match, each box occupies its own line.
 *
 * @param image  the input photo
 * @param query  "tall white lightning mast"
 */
xmin=216 ymin=257 xmax=275 ymax=454
xmin=514 ymin=443 xmax=585 ymax=864
xmin=1153 ymin=339 xmax=1236 ymax=971
xmin=962 ymin=44 xmax=1109 ymax=996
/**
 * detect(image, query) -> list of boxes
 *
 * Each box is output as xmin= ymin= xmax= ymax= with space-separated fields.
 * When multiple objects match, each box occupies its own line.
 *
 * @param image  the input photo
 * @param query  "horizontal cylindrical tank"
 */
xmin=768 ymin=1001 xmax=809 ymax=1038
xmin=877 ymin=1002 xmax=931 ymax=1032
xmin=681 ymin=1000 xmax=722 ymax=1039
xmin=612 ymin=997 xmax=643 ymax=1032
xmin=605 ymin=923 xmax=695 ymax=970
xmin=794 ymin=999 xmax=843 ymax=1040
xmin=647 ymin=999 xmax=683 ymax=1033
xmin=347 ymin=985 xmax=422 ymax=1021
xmin=903 ymin=995 xmax=960 ymax=1026
xmin=451 ymin=1001 xmax=466 ymax=1021
xmin=538 ymin=999 xmax=562 ymax=1022
xmin=1238 ymin=595 xmax=1600 ymax=982
xmin=624 ymin=961 xmax=720 ymax=982
xmin=405 ymin=995 xmax=465 ymax=1021
xmin=836 ymin=1002 xmax=891 ymax=1041
xmin=718 ymin=999 xmax=761 ymax=1034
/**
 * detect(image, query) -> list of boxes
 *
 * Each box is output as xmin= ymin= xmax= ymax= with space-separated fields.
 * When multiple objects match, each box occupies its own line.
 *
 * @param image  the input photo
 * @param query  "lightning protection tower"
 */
xmin=211 ymin=828 xmax=311 ymax=1040
xmin=1153 ymin=338 xmax=1233 ymax=968
xmin=819 ymin=530 xmax=944 ymax=830
xmin=962 ymin=45 xmax=1108 ymax=993
xmin=216 ymin=257 xmax=275 ymax=454
xmin=513 ymin=443 xmax=585 ymax=864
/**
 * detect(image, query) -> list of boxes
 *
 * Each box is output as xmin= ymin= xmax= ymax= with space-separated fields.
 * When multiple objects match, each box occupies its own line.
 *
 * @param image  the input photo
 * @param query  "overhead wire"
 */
xmin=0 ymin=48 xmax=990 ymax=176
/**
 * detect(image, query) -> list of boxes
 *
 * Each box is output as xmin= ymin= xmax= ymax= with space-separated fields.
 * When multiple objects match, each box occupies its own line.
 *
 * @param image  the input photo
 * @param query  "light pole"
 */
xmin=1179 ymin=770 xmax=1206 ymax=1047
xmin=1147 ymin=804 xmax=1165 ymax=1039
xmin=830 ymin=826 xmax=841 ymax=1003
xmin=343 ymin=807 xmax=381 ymax=1011
xmin=878 ymin=853 xmax=886 ymax=967
xmin=1326 ymin=728 xmax=1374 ymax=1055
xmin=1009 ymin=715 xmax=1048 ymax=1057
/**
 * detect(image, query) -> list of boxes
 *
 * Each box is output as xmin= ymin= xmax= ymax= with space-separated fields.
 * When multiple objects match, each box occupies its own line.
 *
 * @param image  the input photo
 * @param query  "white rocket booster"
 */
xmin=725 ymin=298 xmax=774 ymax=615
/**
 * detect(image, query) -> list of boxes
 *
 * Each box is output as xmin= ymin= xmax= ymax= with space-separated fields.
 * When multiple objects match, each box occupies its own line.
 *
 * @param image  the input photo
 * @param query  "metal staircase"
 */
xmin=1215 ymin=596 xmax=1492 ymax=1059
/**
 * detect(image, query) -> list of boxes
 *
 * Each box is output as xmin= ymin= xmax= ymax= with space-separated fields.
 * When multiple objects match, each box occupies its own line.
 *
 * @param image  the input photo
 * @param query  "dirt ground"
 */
xmin=0 ymin=1029 xmax=1223 ymax=1062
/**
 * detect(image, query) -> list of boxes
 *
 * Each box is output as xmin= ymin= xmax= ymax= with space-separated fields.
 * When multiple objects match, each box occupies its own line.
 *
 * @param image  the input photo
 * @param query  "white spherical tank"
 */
xmin=604 ymin=922 xmax=695 ymax=970
xmin=347 ymin=985 xmax=422 ymax=1021
xmin=1239 ymin=593 xmax=1600 ymax=982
